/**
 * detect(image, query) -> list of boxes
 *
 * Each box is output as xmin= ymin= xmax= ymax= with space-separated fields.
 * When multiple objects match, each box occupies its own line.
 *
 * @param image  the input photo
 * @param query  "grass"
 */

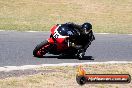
xmin=0 ymin=63 xmax=132 ymax=88
xmin=0 ymin=0 xmax=132 ymax=33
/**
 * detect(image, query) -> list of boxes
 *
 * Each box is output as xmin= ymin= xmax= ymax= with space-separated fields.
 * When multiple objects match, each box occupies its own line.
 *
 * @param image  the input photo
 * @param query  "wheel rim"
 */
xmin=36 ymin=44 xmax=50 ymax=56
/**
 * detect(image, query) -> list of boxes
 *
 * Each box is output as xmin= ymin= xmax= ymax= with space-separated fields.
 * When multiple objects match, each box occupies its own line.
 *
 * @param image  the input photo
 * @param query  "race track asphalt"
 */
xmin=0 ymin=31 xmax=132 ymax=66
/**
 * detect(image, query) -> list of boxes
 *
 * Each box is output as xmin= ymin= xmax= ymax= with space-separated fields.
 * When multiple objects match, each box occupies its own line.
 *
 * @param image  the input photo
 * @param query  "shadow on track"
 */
xmin=42 ymin=55 xmax=94 ymax=60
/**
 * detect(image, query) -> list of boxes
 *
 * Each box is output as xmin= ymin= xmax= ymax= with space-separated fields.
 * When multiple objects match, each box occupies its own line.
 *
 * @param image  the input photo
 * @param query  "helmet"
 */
xmin=81 ymin=22 xmax=92 ymax=32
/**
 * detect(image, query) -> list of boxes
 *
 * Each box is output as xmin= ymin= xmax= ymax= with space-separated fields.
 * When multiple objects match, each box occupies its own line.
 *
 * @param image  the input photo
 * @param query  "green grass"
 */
xmin=0 ymin=0 xmax=132 ymax=33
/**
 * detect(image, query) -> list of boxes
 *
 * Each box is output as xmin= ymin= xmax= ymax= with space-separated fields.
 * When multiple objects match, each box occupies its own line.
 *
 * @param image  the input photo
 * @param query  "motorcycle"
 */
xmin=33 ymin=24 xmax=95 ymax=59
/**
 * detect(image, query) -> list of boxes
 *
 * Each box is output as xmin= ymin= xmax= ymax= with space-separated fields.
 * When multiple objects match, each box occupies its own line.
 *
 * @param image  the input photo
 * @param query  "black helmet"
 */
xmin=81 ymin=22 xmax=92 ymax=31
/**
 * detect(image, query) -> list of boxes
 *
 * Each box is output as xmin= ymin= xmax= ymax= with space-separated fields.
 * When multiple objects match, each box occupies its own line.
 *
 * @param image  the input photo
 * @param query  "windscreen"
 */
xmin=57 ymin=25 xmax=78 ymax=36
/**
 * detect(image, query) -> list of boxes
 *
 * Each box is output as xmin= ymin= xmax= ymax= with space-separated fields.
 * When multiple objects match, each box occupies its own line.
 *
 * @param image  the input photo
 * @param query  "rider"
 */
xmin=63 ymin=22 xmax=94 ymax=54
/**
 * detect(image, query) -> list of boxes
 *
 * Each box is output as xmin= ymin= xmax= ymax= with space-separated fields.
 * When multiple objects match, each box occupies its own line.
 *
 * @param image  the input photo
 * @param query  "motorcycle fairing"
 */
xmin=48 ymin=24 xmax=69 ymax=51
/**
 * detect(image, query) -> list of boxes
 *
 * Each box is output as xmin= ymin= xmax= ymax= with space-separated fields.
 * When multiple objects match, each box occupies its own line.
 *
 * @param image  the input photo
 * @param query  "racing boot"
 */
xmin=77 ymin=49 xmax=85 ymax=59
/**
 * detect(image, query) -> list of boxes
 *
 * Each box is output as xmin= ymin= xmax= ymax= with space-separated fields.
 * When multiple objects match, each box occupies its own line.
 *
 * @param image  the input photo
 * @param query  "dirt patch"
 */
xmin=0 ymin=69 xmax=57 ymax=79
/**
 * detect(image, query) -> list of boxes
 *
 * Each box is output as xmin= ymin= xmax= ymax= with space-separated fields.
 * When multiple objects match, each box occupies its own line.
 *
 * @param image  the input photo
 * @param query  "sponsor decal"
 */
xmin=76 ymin=65 xmax=131 ymax=85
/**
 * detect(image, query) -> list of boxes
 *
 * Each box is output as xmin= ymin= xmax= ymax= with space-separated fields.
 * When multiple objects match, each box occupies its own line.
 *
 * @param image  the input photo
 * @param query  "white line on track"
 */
xmin=95 ymin=33 xmax=110 ymax=34
xmin=0 ymin=30 xmax=132 ymax=35
xmin=0 ymin=61 xmax=132 ymax=72
xmin=127 ymin=34 xmax=132 ymax=35
xmin=0 ymin=30 xmax=4 ymax=31
xmin=26 ymin=31 xmax=45 ymax=32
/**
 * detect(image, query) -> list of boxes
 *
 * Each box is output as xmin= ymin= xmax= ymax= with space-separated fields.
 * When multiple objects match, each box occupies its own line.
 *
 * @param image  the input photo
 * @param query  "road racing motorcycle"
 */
xmin=33 ymin=24 xmax=95 ymax=59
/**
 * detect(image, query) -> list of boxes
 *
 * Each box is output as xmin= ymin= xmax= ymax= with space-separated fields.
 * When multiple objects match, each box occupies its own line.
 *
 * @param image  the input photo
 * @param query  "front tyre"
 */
xmin=33 ymin=40 xmax=50 ymax=58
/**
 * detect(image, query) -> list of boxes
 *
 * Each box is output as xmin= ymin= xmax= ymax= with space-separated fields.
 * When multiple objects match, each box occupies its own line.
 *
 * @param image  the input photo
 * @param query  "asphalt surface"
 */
xmin=0 ymin=31 xmax=132 ymax=67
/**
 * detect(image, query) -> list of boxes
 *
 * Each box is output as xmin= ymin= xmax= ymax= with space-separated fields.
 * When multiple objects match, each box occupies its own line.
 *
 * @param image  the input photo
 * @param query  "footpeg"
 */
xmin=74 ymin=45 xmax=82 ymax=49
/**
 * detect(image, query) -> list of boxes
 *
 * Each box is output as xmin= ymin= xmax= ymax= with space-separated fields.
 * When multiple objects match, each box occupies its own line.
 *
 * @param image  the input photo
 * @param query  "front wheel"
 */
xmin=33 ymin=40 xmax=50 ymax=58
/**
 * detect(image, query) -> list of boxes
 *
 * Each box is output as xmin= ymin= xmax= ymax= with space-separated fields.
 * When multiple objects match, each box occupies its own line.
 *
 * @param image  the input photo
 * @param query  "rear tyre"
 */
xmin=33 ymin=40 xmax=49 ymax=58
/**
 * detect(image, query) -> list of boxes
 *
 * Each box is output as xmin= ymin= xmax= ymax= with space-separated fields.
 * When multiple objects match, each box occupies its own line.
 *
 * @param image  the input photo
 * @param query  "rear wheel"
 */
xmin=33 ymin=40 xmax=50 ymax=58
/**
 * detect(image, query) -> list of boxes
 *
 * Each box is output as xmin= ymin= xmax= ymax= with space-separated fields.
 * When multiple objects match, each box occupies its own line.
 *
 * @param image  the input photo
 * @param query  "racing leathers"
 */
xmin=63 ymin=22 xmax=95 ymax=52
